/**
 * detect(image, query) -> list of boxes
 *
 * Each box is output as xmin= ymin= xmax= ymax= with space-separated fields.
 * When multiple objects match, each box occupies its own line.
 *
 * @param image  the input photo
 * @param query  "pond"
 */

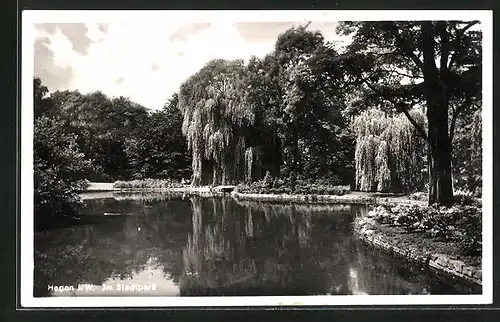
xmin=34 ymin=193 xmax=481 ymax=297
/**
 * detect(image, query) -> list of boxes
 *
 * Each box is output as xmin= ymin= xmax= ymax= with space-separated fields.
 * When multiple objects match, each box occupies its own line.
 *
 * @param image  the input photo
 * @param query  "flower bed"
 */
xmin=355 ymin=203 xmax=482 ymax=285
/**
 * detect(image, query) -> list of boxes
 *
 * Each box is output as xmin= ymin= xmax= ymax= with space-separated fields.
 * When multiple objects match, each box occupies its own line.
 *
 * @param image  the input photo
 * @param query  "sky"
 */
xmin=34 ymin=21 xmax=345 ymax=111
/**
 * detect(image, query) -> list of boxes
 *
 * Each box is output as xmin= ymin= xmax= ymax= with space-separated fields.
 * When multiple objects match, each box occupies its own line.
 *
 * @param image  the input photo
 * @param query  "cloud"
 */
xmin=169 ymin=23 xmax=211 ymax=41
xmin=35 ymin=23 xmax=92 ymax=55
xmin=235 ymin=22 xmax=297 ymax=41
xmin=97 ymin=23 xmax=110 ymax=33
xmin=34 ymin=23 xmax=110 ymax=91
xmin=235 ymin=21 xmax=339 ymax=43
xmin=151 ymin=63 xmax=160 ymax=72
xmin=34 ymin=35 xmax=74 ymax=91
xmin=34 ymin=21 xmax=345 ymax=111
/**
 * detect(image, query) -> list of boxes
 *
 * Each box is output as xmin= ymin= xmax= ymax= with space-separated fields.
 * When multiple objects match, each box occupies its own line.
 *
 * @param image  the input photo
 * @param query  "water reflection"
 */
xmin=180 ymin=197 xmax=355 ymax=296
xmin=34 ymin=196 xmax=191 ymax=297
xmin=34 ymin=193 xmax=480 ymax=297
xmin=50 ymin=257 xmax=180 ymax=297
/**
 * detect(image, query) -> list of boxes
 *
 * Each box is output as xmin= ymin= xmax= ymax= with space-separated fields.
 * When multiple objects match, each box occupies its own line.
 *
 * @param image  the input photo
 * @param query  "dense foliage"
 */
xmin=338 ymin=21 xmax=482 ymax=205
xmin=451 ymin=106 xmax=482 ymax=196
xmin=366 ymin=204 xmax=481 ymax=256
xmin=34 ymin=21 xmax=483 ymax=222
xmin=179 ymin=26 xmax=355 ymax=187
xmin=34 ymin=79 xmax=92 ymax=228
xmin=235 ymin=171 xmax=350 ymax=195
xmin=34 ymin=77 xmax=191 ymax=228
xmin=125 ymin=94 xmax=192 ymax=180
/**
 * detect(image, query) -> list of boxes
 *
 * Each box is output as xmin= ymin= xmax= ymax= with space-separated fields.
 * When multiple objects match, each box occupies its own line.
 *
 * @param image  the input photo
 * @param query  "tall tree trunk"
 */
xmin=422 ymin=22 xmax=454 ymax=206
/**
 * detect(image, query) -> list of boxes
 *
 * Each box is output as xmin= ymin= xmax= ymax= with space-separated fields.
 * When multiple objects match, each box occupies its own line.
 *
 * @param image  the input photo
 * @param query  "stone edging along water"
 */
xmin=230 ymin=191 xmax=426 ymax=206
xmin=355 ymin=217 xmax=482 ymax=286
xmin=85 ymin=182 xmax=424 ymax=206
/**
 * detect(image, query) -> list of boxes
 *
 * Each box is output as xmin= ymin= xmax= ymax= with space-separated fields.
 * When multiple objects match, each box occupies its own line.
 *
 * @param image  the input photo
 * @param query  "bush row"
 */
xmin=113 ymin=178 xmax=184 ymax=189
xmin=235 ymin=172 xmax=350 ymax=196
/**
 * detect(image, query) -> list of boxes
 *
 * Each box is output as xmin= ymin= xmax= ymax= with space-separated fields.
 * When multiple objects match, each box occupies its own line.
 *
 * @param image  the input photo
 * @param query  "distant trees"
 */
xmin=49 ymin=89 xmax=150 ymax=181
xmin=125 ymin=93 xmax=192 ymax=180
xmin=33 ymin=77 xmax=192 ymax=227
xmin=41 ymin=85 xmax=191 ymax=182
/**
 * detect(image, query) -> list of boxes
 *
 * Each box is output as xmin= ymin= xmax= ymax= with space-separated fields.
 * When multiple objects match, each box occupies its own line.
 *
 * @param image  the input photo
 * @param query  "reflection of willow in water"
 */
xmin=234 ymin=199 xmax=354 ymax=215
xmin=181 ymin=197 xmax=354 ymax=296
xmin=36 ymin=195 xmax=480 ymax=296
xmin=183 ymin=197 xmax=245 ymax=288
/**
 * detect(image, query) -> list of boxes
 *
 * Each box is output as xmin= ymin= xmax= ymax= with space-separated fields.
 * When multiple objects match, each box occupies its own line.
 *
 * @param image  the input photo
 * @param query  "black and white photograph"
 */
xmin=21 ymin=10 xmax=492 ymax=307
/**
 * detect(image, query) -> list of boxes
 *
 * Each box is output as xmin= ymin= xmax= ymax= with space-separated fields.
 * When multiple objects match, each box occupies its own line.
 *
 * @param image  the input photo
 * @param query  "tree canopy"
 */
xmin=178 ymin=26 xmax=355 ymax=187
xmin=33 ymin=77 xmax=192 ymax=228
xmin=337 ymin=21 xmax=482 ymax=205
xmin=33 ymin=21 xmax=483 ymax=211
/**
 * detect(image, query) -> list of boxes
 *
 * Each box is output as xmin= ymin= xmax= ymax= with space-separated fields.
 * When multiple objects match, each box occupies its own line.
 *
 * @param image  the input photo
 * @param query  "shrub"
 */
xmin=235 ymin=176 xmax=350 ymax=196
xmin=112 ymin=178 xmax=183 ymax=189
xmin=34 ymin=116 xmax=93 ymax=229
xmin=455 ymin=206 xmax=482 ymax=256
xmin=365 ymin=203 xmax=482 ymax=257
xmin=453 ymin=189 xmax=481 ymax=206
xmin=409 ymin=192 xmax=428 ymax=201
xmin=263 ymin=171 xmax=274 ymax=188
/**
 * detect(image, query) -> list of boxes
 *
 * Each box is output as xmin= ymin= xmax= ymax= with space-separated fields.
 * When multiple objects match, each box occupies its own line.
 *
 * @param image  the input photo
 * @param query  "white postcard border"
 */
xmin=20 ymin=9 xmax=493 ymax=307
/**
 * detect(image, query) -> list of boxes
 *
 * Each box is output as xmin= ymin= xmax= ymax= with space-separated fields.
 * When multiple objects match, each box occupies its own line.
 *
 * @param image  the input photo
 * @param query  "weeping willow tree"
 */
xmin=178 ymin=59 xmax=261 ymax=186
xmin=177 ymin=26 xmax=358 ymax=187
xmin=352 ymin=108 xmax=427 ymax=193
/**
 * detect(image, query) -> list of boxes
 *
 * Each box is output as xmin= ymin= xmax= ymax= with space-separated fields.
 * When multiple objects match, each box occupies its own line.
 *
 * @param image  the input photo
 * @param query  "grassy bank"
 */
xmin=355 ymin=203 xmax=482 ymax=285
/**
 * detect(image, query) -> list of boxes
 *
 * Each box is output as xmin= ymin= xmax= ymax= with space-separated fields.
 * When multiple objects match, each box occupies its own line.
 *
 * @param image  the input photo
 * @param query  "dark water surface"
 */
xmin=34 ymin=193 xmax=480 ymax=297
